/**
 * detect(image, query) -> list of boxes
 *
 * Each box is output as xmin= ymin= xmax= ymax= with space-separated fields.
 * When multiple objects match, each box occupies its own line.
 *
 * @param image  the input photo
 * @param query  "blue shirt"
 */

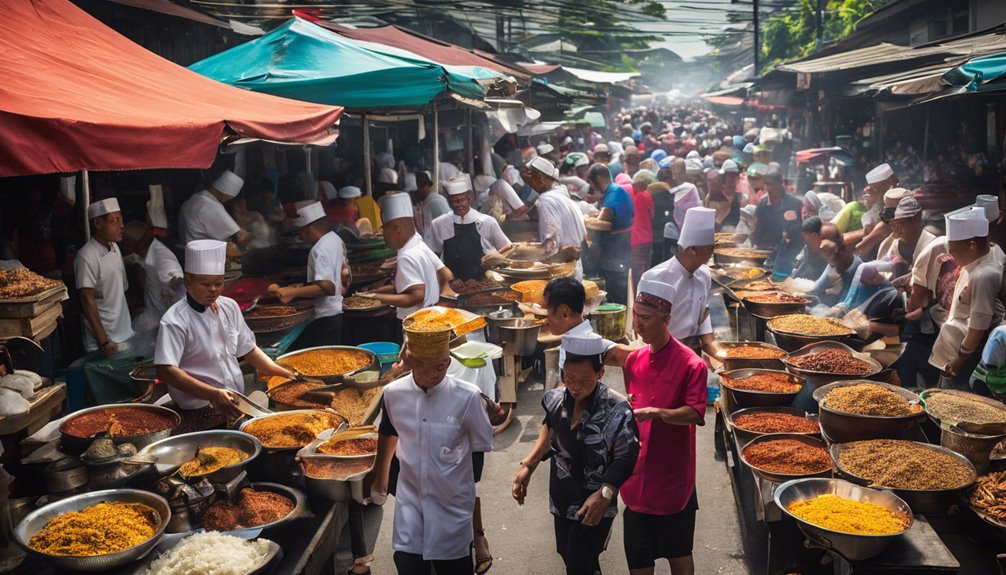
xmin=600 ymin=183 xmax=635 ymax=232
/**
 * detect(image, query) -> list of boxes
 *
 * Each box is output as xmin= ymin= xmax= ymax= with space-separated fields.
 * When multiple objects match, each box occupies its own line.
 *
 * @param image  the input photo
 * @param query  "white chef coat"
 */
xmin=878 ymin=229 xmax=936 ymax=264
xmin=132 ymin=238 xmax=184 ymax=335
xmin=417 ymin=192 xmax=450 ymax=239
xmin=558 ymin=320 xmax=615 ymax=370
xmin=179 ymin=190 xmax=241 ymax=244
xmin=395 ymin=233 xmax=444 ymax=320
xmin=382 ymin=374 xmax=493 ymax=560
xmin=155 ymin=295 xmax=256 ymax=410
xmin=492 ymin=180 xmax=525 ymax=215
xmin=501 ymin=165 xmax=524 ymax=190
xmin=307 ymin=231 xmax=345 ymax=319
xmin=536 ymin=188 xmax=586 ymax=279
xmin=641 ymin=256 xmax=713 ymax=340
xmin=425 ymin=209 xmax=511 ymax=256
xmin=74 ymin=238 xmax=135 ymax=352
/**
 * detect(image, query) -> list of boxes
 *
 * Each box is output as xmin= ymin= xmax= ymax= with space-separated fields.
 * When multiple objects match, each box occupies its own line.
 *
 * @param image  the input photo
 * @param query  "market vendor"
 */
xmin=790 ymin=217 xmax=836 ymax=282
xmin=832 ymin=162 xmax=895 ymax=248
xmin=641 ymin=206 xmax=718 ymax=357
xmin=543 ymin=277 xmax=633 ymax=372
xmin=367 ymin=192 xmax=453 ymax=321
xmin=129 ymin=222 xmax=184 ymax=336
xmin=808 ymin=237 xmax=862 ymax=307
xmin=524 ymin=157 xmax=587 ymax=279
xmin=857 ymin=186 xmax=910 ymax=259
xmin=270 ymin=202 xmax=348 ymax=350
xmin=415 ymin=171 xmax=449 ymax=238
xmin=751 ymin=169 xmax=803 ymax=277
xmin=584 ymin=163 xmax=633 ymax=304
xmin=178 ymin=170 xmax=250 ymax=256
xmin=323 ymin=185 xmax=360 ymax=226
xmin=426 ymin=175 xmax=512 ymax=281
xmin=75 ymin=198 xmax=135 ymax=357
xmin=155 ymin=240 xmax=297 ymax=428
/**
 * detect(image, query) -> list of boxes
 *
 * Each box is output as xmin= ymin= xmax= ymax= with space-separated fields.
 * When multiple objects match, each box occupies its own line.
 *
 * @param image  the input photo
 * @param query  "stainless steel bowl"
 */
xmin=774 ymin=478 xmax=912 ymax=561
xmin=813 ymin=380 xmax=925 ymax=443
xmin=782 ymin=341 xmax=882 ymax=380
xmin=496 ymin=318 xmax=543 ymax=356
xmin=740 ymin=294 xmax=812 ymax=318
xmin=720 ymin=369 xmax=805 ymax=411
xmin=301 ymin=458 xmax=375 ymax=503
xmin=15 ymin=488 xmax=170 ymax=571
xmin=276 ymin=345 xmax=379 ymax=385
xmin=713 ymin=249 xmax=772 ymax=267
xmin=239 ymin=409 xmax=346 ymax=452
xmin=709 ymin=264 xmax=767 ymax=289
xmin=716 ymin=341 xmax=787 ymax=371
xmin=130 ymin=535 xmax=281 ymax=575
xmin=59 ymin=403 xmax=181 ymax=454
xmin=727 ymin=406 xmax=820 ymax=445
xmin=213 ymin=482 xmax=308 ymax=534
xmin=767 ymin=323 xmax=860 ymax=352
xmin=740 ymin=433 xmax=833 ymax=483
xmin=134 ymin=430 xmax=262 ymax=483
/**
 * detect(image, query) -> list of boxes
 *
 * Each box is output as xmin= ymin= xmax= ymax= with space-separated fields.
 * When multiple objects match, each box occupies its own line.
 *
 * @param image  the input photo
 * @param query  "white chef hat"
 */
xmin=537 ymin=143 xmax=555 ymax=156
xmin=678 ymin=206 xmax=716 ymax=249
xmin=561 ymin=332 xmax=608 ymax=358
xmin=946 ymin=206 xmax=988 ymax=241
xmin=147 ymin=185 xmax=169 ymax=229
xmin=443 ymin=175 xmax=471 ymax=196
xmin=719 ymin=159 xmax=739 ymax=175
xmin=883 ymin=187 xmax=911 ymax=208
xmin=212 ymin=170 xmax=244 ymax=198
xmin=293 ymin=200 xmax=314 ymax=212
xmin=527 ymin=156 xmax=557 ymax=180
xmin=976 ymin=194 xmax=1000 ymax=223
xmin=379 ymin=192 xmax=413 ymax=221
xmin=184 ymin=239 xmax=227 ymax=275
xmin=473 ymin=174 xmax=496 ymax=195
xmin=338 ymin=186 xmax=362 ymax=199
xmin=402 ymin=173 xmax=418 ymax=193
xmin=319 ymin=180 xmax=337 ymax=201
xmin=292 ymin=201 xmax=326 ymax=228
xmin=87 ymin=197 xmax=120 ymax=220
xmin=636 ymin=279 xmax=676 ymax=315
xmin=378 ymin=167 xmax=398 ymax=185
xmin=865 ymin=163 xmax=894 ymax=185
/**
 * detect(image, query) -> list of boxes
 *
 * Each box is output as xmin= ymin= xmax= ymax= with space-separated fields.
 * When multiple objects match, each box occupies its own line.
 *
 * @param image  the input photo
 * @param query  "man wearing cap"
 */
xmin=877 ymin=196 xmax=935 ymax=265
xmin=76 ymin=198 xmax=135 ymax=357
xmin=270 ymin=202 xmax=348 ymax=349
xmin=857 ymin=186 xmax=910 ymax=259
xmin=832 ymin=162 xmax=896 ymax=246
xmin=366 ymin=336 xmax=493 ymax=575
xmin=414 ymin=171 xmax=450 ymax=238
xmin=930 ymin=207 xmax=1006 ymax=389
xmin=708 ymin=159 xmax=743 ymax=228
xmin=524 ymin=157 xmax=588 ymax=279
xmin=642 ymin=207 xmax=718 ymax=357
xmin=323 ymin=185 xmax=361 ymax=226
xmin=537 ymin=142 xmax=559 ymax=164
xmin=426 ymin=176 xmax=512 ymax=281
xmin=130 ymin=189 xmax=185 ymax=336
xmin=488 ymin=178 xmax=528 ymax=219
xmin=593 ymin=143 xmax=611 ymax=165
xmin=156 ymin=240 xmax=297 ymax=428
xmin=751 ymin=169 xmax=804 ymax=276
xmin=368 ymin=193 xmax=452 ymax=320
xmin=513 ymin=333 xmax=639 ymax=575
xmin=621 ymin=279 xmax=706 ymax=575
xmin=178 ymin=170 xmax=250 ymax=256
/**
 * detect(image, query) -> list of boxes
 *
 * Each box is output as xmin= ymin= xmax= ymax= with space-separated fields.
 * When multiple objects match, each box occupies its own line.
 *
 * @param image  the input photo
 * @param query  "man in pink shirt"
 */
xmin=620 ymin=278 xmax=707 ymax=575
xmin=630 ymin=171 xmax=656 ymax=282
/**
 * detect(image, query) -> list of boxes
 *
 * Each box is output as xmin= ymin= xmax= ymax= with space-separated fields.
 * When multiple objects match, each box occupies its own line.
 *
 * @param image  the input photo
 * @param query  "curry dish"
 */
xmin=243 ymin=411 xmax=344 ymax=448
xmin=278 ymin=348 xmax=372 ymax=377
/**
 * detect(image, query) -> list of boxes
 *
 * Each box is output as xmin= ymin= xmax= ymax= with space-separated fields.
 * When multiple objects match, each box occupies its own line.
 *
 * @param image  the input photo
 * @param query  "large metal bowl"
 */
xmin=715 ymin=341 xmax=787 ymax=371
xmin=496 ymin=318 xmax=544 ymax=356
xmin=276 ymin=345 xmax=378 ymax=385
xmin=720 ymin=369 xmax=805 ymax=410
xmin=740 ymin=293 xmax=812 ymax=318
xmin=15 ymin=488 xmax=170 ymax=571
xmin=767 ymin=320 xmax=861 ymax=352
xmin=918 ymin=388 xmax=1006 ymax=430
xmin=134 ymin=430 xmax=262 ymax=483
xmin=739 ymin=433 xmax=833 ymax=483
xmin=212 ymin=482 xmax=308 ymax=535
xmin=813 ymin=380 xmax=925 ymax=443
xmin=782 ymin=341 xmax=882 ymax=380
xmin=713 ymin=248 xmax=772 ymax=267
xmin=727 ymin=406 xmax=820 ymax=445
xmin=710 ymin=264 xmax=768 ymax=289
xmin=239 ymin=409 xmax=346 ymax=452
xmin=59 ymin=403 xmax=181 ymax=454
xmin=774 ymin=478 xmax=913 ymax=561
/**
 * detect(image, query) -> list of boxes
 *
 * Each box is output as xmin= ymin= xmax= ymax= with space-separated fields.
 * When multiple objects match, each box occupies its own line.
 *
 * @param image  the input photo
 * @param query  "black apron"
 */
xmin=443 ymin=221 xmax=485 ymax=280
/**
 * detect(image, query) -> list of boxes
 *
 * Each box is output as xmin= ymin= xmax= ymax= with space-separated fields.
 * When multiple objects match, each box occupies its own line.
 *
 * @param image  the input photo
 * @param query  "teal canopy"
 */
xmin=942 ymin=52 xmax=1006 ymax=92
xmin=190 ymin=18 xmax=500 ymax=110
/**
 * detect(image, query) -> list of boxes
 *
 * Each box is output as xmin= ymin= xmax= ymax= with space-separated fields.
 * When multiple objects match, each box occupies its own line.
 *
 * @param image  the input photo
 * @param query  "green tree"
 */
xmin=759 ymin=0 xmax=886 ymax=70
xmin=549 ymin=0 xmax=666 ymax=71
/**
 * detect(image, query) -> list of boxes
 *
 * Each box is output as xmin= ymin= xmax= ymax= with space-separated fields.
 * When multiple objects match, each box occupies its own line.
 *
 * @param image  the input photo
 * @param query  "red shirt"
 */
xmin=631 ymin=189 xmax=654 ymax=247
xmin=324 ymin=203 xmax=358 ymax=224
xmin=620 ymin=337 xmax=707 ymax=515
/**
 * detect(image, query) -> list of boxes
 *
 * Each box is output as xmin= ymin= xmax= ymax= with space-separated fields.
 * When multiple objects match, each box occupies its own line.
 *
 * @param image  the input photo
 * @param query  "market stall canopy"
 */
xmin=941 ymin=52 xmax=1006 ymax=93
xmin=190 ymin=17 xmax=508 ymax=111
xmin=0 ymin=0 xmax=343 ymax=177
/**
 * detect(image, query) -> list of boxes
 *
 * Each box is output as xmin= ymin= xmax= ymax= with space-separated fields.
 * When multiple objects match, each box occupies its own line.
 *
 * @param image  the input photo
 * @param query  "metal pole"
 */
xmin=82 ymin=169 xmax=91 ymax=243
xmin=753 ymin=0 xmax=760 ymax=77
xmin=433 ymin=106 xmax=440 ymax=192
xmin=363 ymin=115 xmax=372 ymax=197
xmin=466 ymin=108 xmax=475 ymax=177
xmin=816 ymin=0 xmax=824 ymax=52
xmin=923 ymin=105 xmax=931 ymax=165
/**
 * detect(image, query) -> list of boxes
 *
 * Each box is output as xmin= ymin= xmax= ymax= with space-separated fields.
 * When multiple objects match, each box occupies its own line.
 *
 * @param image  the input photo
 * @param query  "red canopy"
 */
xmin=0 ymin=0 xmax=344 ymax=177
xmin=702 ymin=95 xmax=745 ymax=107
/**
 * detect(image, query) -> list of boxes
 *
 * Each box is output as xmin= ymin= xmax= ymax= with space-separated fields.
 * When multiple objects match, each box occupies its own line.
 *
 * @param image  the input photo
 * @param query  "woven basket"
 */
xmin=404 ymin=327 xmax=452 ymax=360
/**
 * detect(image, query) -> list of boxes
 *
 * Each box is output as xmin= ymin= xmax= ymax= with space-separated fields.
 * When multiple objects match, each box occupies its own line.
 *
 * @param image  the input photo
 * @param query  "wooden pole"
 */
xmin=467 ymin=108 xmax=475 ymax=176
xmin=82 ymin=169 xmax=91 ymax=242
xmin=363 ymin=115 xmax=372 ymax=197
xmin=433 ymin=106 xmax=441 ymax=192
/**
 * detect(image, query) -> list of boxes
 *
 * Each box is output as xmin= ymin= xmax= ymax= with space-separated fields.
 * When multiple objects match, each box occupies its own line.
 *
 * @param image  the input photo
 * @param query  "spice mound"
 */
xmin=717 ymin=248 xmax=771 ymax=258
xmin=179 ymin=447 xmax=248 ymax=478
xmin=29 ymin=501 xmax=158 ymax=556
xmin=245 ymin=305 xmax=297 ymax=318
xmin=733 ymin=412 xmax=819 ymax=434
xmin=723 ymin=372 xmax=801 ymax=393
xmin=463 ymin=290 xmax=521 ymax=306
xmin=243 ymin=411 xmax=343 ymax=448
xmin=837 ymin=440 xmax=974 ymax=490
xmin=204 ymin=488 xmax=294 ymax=531
xmin=787 ymin=349 xmax=874 ymax=375
xmin=141 ymin=532 xmax=273 ymax=575
xmin=970 ymin=470 xmax=1006 ymax=524
xmin=742 ymin=438 xmax=832 ymax=475
xmin=723 ymin=345 xmax=786 ymax=359
xmin=270 ymin=384 xmax=381 ymax=426
xmin=63 ymin=407 xmax=177 ymax=439
xmin=278 ymin=348 xmax=372 ymax=377
xmin=317 ymin=437 xmax=377 ymax=456
xmin=768 ymin=314 xmax=856 ymax=337
xmin=344 ymin=295 xmax=382 ymax=310
xmin=824 ymin=384 xmax=920 ymax=417
xmin=787 ymin=495 xmax=910 ymax=535
xmin=925 ymin=391 xmax=1006 ymax=425
xmin=302 ymin=458 xmax=375 ymax=480
xmin=406 ymin=308 xmax=474 ymax=331
xmin=745 ymin=293 xmax=808 ymax=304
xmin=0 ymin=268 xmax=61 ymax=299
xmin=449 ymin=278 xmax=503 ymax=294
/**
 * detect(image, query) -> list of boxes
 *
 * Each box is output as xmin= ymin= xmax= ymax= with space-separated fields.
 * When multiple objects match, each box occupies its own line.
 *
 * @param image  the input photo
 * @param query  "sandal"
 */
xmin=474 ymin=528 xmax=493 ymax=574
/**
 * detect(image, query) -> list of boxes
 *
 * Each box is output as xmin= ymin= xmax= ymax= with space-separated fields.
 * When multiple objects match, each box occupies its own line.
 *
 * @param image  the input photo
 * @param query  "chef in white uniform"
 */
xmin=488 ymin=178 xmax=528 ymax=217
xmin=367 ymin=332 xmax=493 ymax=574
xmin=156 ymin=240 xmax=296 ymax=425
xmin=642 ymin=206 xmax=717 ymax=356
xmin=271 ymin=202 xmax=348 ymax=350
xmin=75 ymin=198 xmax=135 ymax=356
xmin=524 ymin=157 xmax=587 ymax=279
xmin=426 ymin=175 xmax=512 ymax=281
xmin=367 ymin=192 xmax=451 ymax=320
xmin=178 ymin=170 xmax=250 ymax=256
xmin=132 ymin=187 xmax=185 ymax=335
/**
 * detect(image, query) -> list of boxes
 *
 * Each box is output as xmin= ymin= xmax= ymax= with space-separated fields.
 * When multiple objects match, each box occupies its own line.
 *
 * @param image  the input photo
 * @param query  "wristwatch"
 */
xmin=600 ymin=485 xmax=614 ymax=500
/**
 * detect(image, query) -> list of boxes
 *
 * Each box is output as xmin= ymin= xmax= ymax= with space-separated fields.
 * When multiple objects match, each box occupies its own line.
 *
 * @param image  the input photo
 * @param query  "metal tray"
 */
xmin=783 ymin=341 xmax=882 ymax=379
xmin=739 ymin=433 xmax=833 ymax=483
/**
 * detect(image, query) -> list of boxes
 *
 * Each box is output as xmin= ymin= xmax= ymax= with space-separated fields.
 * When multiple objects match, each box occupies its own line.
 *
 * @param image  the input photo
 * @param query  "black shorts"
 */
xmin=554 ymin=515 xmax=615 ymax=575
xmin=623 ymin=490 xmax=699 ymax=569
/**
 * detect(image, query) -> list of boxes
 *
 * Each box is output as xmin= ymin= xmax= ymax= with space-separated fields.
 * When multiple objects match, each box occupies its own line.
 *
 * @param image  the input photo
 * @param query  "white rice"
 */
xmin=143 ymin=532 xmax=272 ymax=575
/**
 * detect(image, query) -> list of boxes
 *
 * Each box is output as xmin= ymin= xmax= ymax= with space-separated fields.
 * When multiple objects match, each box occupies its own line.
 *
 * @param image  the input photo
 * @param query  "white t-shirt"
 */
xmin=395 ymin=233 xmax=444 ymax=320
xmin=179 ymin=190 xmax=241 ymax=243
xmin=425 ymin=209 xmax=511 ymax=256
xmin=642 ymin=256 xmax=713 ymax=339
xmin=155 ymin=295 xmax=256 ymax=410
xmin=307 ymin=231 xmax=345 ymax=319
xmin=536 ymin=189 xmax=586 ymax=249
xmin=74 ymin=238 xmax=135 ymax=351
xmin=133 ymin=238 xmax=184 ymax=335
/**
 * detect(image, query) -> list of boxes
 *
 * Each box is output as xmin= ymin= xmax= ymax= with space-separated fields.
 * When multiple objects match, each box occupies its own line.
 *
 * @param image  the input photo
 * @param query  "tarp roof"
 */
xmin=0 ymin=0 xmax=343 ymax=177
xmin=190 ymin=18 xmax=503 ymax=111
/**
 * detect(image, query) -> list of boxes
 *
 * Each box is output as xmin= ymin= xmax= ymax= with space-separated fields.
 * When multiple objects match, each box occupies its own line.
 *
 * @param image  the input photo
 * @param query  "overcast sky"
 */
xmin=646 ymin=0 xmax=753 ymax=60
